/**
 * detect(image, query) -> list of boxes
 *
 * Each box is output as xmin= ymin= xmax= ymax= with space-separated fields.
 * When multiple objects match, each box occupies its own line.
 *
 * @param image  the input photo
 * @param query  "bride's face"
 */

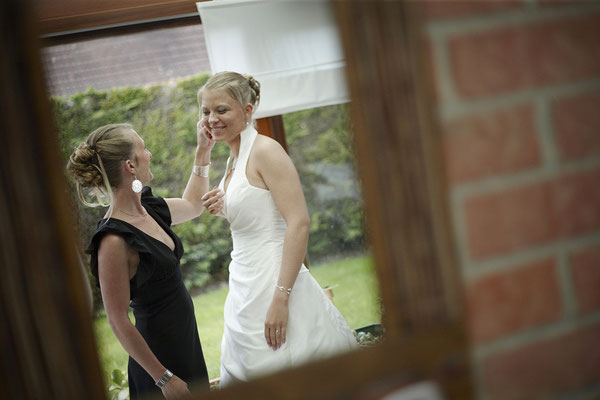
xmin=201 ymin=89 xmax=252 ymax=144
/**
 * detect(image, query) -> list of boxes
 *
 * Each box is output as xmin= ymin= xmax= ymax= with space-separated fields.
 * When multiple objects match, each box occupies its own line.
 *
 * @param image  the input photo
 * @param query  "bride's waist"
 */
xmin=232 ymin=231 xmax=283 ymax=246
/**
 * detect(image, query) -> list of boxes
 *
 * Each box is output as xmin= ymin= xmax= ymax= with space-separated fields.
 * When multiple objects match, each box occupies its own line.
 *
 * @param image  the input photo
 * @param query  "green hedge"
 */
xmin=51 ymin=74 xmax=366 ymax=314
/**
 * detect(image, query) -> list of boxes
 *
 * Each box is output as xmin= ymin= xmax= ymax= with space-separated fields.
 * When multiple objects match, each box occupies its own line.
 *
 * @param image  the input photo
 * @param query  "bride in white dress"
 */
xmin=198 ymin=72 xmax=358 ymax=387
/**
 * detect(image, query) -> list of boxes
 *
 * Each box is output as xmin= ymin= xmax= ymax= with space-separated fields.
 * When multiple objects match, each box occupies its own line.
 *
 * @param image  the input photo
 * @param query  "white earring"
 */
xmin=132 ymin=176 xmax=143 ymax=193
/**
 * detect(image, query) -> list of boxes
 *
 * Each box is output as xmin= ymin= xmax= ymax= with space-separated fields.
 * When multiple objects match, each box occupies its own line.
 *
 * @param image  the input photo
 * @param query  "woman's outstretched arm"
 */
xmin=166 ymin=121 xmax=219 ymax=225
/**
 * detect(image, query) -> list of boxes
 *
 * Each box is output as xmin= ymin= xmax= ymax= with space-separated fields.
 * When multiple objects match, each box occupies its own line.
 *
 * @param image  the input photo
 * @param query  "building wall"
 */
xmin=423 ymin=1 xmax=600 ymax=399
xmin=43 ymin=24 xmax=211 ymax=97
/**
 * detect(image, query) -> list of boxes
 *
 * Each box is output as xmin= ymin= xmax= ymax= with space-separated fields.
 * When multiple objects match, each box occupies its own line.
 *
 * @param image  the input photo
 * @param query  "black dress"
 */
xmin=88 ymin=187 xmax=209 ymax=399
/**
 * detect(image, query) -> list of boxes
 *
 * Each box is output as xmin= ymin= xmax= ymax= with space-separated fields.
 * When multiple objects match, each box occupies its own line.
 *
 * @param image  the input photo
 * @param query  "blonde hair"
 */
xmin=197 ymin=71 xmax=261 ymax=115
xmin=66 ymin=123 xmax=135 ymax=208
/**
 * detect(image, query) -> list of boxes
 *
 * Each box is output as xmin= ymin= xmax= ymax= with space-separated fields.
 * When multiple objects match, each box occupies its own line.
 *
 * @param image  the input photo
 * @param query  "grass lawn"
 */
xmin=94 ymin=253 xmax=380 ymax=385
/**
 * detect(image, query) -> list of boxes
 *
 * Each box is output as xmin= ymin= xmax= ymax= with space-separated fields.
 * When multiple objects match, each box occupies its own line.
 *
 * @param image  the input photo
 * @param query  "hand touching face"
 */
xmin=196 ymin=120 xmax=216 ymax=152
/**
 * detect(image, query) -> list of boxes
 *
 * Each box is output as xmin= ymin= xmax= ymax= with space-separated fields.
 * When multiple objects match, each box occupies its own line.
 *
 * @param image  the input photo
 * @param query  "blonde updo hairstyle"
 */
xmin=197 ymin=71 xmax=261 ymax=119
xmin=67 ymin=123 xmax=136 ymax=208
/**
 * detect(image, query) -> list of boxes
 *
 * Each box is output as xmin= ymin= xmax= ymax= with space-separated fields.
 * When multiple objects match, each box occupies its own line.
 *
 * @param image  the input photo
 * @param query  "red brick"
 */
xmin=553 ymin=90 xmax=600 ymax=161
xmin=465 ymin=181 xmax=557 ymax=258
xmin=553 ymin=169 xmax=600 ymax=237
xmin=450 ymin=26 xmax=527 ymax=98
xmin=466 ymin=258 xmax=561 ymax=344
xmin=483 ymin=322 xmax=600 ymax=400
xmin=420 ymin=0 xmax=523 ymax=20
xmin=449 ymin=14 xmax=600 ymax=98
xmin=465 ymin=168 xmax=600 ymax=259
xmin=570 ymin=244 xmax=600 ymax=313
xmin=442 ymin=104 xmax=540 ymax=184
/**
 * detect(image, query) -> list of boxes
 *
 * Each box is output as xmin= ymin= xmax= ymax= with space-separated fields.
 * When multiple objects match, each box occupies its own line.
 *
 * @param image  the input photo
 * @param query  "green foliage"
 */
xmin=177 ymin=212 xmax=233 ymax=289
xmin=108 ymin=368 xmax=128 ymax=400
xmin=283 ymin=104 xmax=366 ymax=262
xmin=52 ymin=74 xmax=367 ymax=314
xmin=307 ymin=197 xmax=366 ymax=259
xmin=284 ymin=104 xmax=355 ymax=164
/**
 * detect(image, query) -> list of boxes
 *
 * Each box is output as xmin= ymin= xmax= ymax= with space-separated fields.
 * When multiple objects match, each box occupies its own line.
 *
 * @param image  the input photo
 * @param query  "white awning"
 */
xmin=196 ymin=0 xmax=349 ymax=119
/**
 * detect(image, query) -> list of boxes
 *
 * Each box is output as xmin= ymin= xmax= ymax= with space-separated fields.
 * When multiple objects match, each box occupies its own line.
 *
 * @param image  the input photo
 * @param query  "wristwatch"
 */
xmin=155 ymin=369 xmax=173 ymax=388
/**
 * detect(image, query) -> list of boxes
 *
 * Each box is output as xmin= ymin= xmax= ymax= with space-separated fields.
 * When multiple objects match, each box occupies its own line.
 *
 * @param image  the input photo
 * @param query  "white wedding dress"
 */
xmin=218 ymin=125 xmax=358 ymax=386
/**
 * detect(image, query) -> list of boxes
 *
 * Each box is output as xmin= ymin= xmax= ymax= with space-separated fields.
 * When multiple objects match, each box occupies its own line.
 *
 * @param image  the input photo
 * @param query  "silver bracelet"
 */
xmin=155 ymin=369 xmax=173 ymax=388
xmin=275 ymin=284 xmax=292 ymax=295
xmin=192 ymin=163 xmax=210 ymax=178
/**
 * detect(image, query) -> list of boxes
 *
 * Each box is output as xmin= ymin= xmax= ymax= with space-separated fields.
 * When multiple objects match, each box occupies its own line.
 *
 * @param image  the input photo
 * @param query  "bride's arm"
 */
xmin=255 ymin=137 xmax=310 ymax=350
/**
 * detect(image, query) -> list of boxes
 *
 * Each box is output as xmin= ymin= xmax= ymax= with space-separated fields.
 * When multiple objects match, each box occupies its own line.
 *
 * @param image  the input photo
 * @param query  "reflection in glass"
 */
xmin=44 ymin=27 xmax=381 ymax=396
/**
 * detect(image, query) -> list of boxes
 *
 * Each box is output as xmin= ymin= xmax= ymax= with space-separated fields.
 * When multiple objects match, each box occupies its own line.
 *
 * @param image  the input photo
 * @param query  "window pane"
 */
xmin=283 ymin=105 xmax=381 ymax=332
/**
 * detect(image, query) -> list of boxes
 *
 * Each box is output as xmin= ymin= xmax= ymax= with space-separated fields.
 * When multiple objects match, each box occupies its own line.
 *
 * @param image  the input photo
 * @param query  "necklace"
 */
xmin=226 ymin=157 xmax=237 ymax=176
xmin=118 ymin=208 xmax=147 ymax=218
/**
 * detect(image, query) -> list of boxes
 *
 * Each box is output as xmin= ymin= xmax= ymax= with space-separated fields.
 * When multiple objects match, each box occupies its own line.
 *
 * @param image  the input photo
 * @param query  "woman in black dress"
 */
xmin=67 ymin=122 xmax=222 ymax=399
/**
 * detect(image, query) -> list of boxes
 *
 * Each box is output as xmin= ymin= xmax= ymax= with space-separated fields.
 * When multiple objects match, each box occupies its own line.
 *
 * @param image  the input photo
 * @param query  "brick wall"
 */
xmin=423 ymin=1 xmax=600 ymax=399
xmin=43 ymin=24 xmax=211 ymax=97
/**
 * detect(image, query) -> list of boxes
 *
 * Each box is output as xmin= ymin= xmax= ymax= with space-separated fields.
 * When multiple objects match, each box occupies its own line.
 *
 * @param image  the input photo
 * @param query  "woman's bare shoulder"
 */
xmin=254 ymin=132 xmax=282 ymax=149
xmin=98 ymin=232 xmax=128 ymax=253
xmin=253 ymin=133 xmax=287 ymax=161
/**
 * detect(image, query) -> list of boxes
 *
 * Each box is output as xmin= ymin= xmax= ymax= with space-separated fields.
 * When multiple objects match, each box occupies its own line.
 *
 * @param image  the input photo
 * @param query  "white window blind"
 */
xmin=196 ymin=0 xmax=349 ymax=119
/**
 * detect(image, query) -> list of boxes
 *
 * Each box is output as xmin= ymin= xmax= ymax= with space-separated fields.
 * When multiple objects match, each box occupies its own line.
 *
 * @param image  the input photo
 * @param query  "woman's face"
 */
xmin=200 ymin=89 xmax=252 ymax=144
xmin=129 ymin=130 xmax=153 ymax=185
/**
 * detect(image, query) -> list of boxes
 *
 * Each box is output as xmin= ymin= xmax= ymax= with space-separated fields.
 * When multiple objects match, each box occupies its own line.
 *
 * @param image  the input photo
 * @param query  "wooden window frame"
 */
xmin=36 ymin=0 xmax=206 ymax=37
xmin=0 ymin=0 xmax=472 ymax=399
